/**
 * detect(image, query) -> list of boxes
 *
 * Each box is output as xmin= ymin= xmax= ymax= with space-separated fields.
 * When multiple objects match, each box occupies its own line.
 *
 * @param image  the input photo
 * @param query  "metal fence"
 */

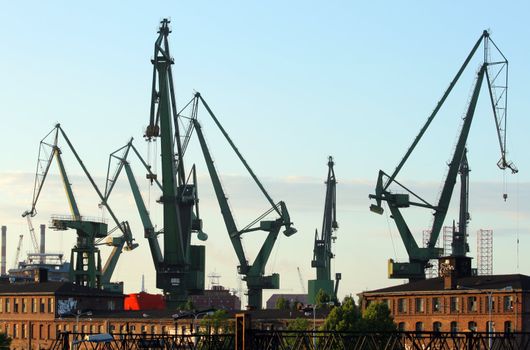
xmin=50 ymin=330 xmax=530 ymax=350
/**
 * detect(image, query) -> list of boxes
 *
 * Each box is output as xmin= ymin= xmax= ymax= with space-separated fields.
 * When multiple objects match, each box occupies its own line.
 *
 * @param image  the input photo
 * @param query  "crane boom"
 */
xmin=191 ymin=93 xmax=296 ymax=309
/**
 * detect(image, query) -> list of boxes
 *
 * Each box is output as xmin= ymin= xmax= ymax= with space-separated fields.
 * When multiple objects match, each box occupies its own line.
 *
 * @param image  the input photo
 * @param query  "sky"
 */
xmin=1 ymin=2 xmax=530 ymax=307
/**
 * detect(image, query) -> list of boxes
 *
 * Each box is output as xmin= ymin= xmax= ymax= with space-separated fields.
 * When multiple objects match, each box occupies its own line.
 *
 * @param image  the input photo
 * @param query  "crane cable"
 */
xmin=384 ymin=201 xmax=399 ymax=260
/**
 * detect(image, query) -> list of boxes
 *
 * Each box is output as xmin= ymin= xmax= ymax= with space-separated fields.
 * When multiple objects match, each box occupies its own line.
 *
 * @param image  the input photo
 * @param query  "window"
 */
xmin=398 ymin=298 xmax=407 ymax=313
xmin=487 ymin=321 xmax=494 ymax=333
xmin=398 ymin=322 xmax=406 ymax=331
xmin=22 ymin=324 xmax=27 ymax=339
xmin=32 ymin=298 xmax=37 ymax=313
xmin=433 ymin=322 xmax=442 ymax=332
xmin=504 ymin=321 xmax=512 ymax=333
xmin=39 ymin=324 xmax=44 ymax=340
xmin=39 ymin=298 xmax=45 ymax=313
xmin=82 ymin=325 xmax=88 ymax=333
xmin=487 ymin=295 xmax=495 ymax=312
xmin=48 ymin=325 xmax=51 ymax=339
xmin=450 ymin=321 xmax=458 ymax=333
xmin=468 ymin=321 xmax=477 ymax=331
xmin=13 ymin=324 xmax=18 ymax=338
xmin=48 ymin=298 xmax=54 ymax=313
xmin=90 ymin=325 xmax=95 ymax=333
xmin=415 ymin=298 xmax=424 ymax=313
xmin=504 ymin=296 xmax=514 ymax=311
xmin=161 ymin=326 xmax=167 ymax=334
xmin=141 ymin=325 xmax=147 ymax=333
xmin=120 ymin=324 xmax=127 ymax=333
xmin=22 ymin=298 xmax=27 ymax=313
xmin=64 ymin=324 xmax=69 ymax=332
xmin=450 ymin=297 xmax=459 ymax=312
xmin=98 ymin=325 xmax=103 ymax=333
xmin=13 ymin=298 xmax=19 ymax=313
xmin=56 ymin=325 xmax=61 ymax=338
xmin=109 ymin=325 xmax=115 ymax=333
xmin=0 ymin=298 xmax=3 ymax=313
xmin=432 ymin=297 xmax=441 ymax=313
xmin=5 ymin=298 xmax=10 ymax=313
xmin=108 ymin=300 xmax=116 ymax=310
xmin=467 ymin=296 xmax=477 ymax=312
xmin=150 ymin=325 xmax=156 ymax=334
xmin=415 ymin=322 xmax=424 ymax=332
xmin=130 ymin=325 xmax=136 ymax=333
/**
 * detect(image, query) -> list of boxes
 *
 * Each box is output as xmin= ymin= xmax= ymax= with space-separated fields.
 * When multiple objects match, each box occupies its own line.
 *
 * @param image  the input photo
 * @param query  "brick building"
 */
xmin=190 ymin=285 xmax=241 ymax=310
xmin=360 ymin=274 xmax=530 ymax=333
xmin=0 ymin=279 xmax=124 ymax=350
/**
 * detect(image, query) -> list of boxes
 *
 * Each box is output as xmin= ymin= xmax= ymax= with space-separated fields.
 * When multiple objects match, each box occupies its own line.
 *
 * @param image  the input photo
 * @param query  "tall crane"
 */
xmin=190 ymin=92 xmax=297 ymax=310
xmin=143 ymin=19 xmax=205 ymax=307
xmin=369 ymin=31 xmax=517 ymax=281
xmin=308 ymin=156 xmax=340 ymax=304
xmin=23 ymin=125 xmax=138 ymax=290
xmin=103 ymin=138 xmax=207 ymax=298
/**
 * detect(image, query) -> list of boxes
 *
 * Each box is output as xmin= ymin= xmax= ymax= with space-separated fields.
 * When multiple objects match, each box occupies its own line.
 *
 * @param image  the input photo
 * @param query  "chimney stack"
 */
xmin=40 ymin=224 xmax=45 ymax=264
xmin=1 ymin=226 xmax=6 ymax=275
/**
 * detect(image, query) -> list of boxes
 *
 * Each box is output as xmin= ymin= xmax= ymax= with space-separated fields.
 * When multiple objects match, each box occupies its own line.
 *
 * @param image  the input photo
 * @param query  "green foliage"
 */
xmin=200 ymin=310 xmax=231 ymax=334
xmin=287 ymin=317 xmax=310 ymax=331
xmin=358 ymin=302 xmax=396 ymax=332
xmin=322 ymin=298 xmax=396 ymax=332
xmin=321 ymin=295 xmax=360 ymax=331
xmin=315 ymin=289 xmax=331 ymax=307
xmin=0 ymin=333 xmax=11 ymax=350
xmin=275 ymin=296 xmax=290 ymax=310
xmin=177 ymin=298 xmax=195 ymax=311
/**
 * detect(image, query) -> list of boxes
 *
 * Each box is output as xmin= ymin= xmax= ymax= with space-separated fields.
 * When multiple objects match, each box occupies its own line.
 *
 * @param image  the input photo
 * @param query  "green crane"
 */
xmin=143 ymin=19 xmax=205 ymax=307
xmin=308 ymin=156 xmax=341 ymax=304
xmin=187 ymin=92 xmax=296 ymax=309
xmin=369 ymin=30 xmax=517 ymax=281
xmin=23 ymin=125 xmax=138 ymax=290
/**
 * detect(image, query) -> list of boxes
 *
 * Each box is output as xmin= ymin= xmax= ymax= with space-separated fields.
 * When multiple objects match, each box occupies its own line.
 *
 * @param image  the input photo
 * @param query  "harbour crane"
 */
xmin=308 ymin=157 xmax=341 ymax=304
xmin=142 ymin=19 xmax=205 ymax=307
xmin=23 ymin=125 xmax=138 ymax=290
xmin=103 ymin=138 xmax=207 ymax=298
xmin=369 ymin=30 xmax=517 ymax=281
xmin=189 ymin=92 xmax=297 ymax=310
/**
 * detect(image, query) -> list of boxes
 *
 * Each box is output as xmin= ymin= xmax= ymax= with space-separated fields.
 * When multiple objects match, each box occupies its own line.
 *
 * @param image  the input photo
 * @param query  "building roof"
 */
xmin=362 ymin=274 xmax=530 ymax=295
xmin=0 ymin=281 xmax=123 ymax=298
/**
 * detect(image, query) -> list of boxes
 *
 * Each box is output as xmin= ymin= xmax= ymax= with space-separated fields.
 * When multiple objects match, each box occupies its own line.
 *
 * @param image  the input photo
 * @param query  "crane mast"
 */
xmin=369 ymin=30 xmax=517 ymax=281
xmin=308 ymin=156 xmax=340 ymax=304
xmin=144 ymin=19 xmax=205 ymax=307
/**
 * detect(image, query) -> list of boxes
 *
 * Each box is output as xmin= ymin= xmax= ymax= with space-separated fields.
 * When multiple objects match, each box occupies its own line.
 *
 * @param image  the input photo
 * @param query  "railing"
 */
xmin=50 ymin=330 xmax=530 ymax=350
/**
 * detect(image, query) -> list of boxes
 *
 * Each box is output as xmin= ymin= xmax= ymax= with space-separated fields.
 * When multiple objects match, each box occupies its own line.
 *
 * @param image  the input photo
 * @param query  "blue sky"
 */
xmin=1 ymin=2 xmax=529 ymax=306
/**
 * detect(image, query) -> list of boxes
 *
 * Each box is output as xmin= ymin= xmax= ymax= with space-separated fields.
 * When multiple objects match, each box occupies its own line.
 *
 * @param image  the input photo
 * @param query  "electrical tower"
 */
xmin=477 ymin=229 xmax=493 ymax=275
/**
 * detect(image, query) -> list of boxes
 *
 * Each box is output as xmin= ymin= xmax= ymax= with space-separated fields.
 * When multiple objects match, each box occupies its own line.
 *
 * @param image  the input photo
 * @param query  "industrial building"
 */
xmin=360 ymin=273 xmax=530 ymax=333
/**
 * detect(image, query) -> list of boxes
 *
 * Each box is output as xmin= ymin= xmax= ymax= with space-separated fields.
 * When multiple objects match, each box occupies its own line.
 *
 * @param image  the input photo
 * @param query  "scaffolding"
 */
xmin=477 ymin=229 xmax=493 ymax=276
xmin=423 ymin=227 xmax=454 ymax=278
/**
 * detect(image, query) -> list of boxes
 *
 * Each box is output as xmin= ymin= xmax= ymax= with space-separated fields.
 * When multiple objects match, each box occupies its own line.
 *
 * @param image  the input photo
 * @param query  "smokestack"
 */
xmin=1 ymin=226 xmax=6 ymax=275
xmin=40 ymin=224 xmax=45 ymax=255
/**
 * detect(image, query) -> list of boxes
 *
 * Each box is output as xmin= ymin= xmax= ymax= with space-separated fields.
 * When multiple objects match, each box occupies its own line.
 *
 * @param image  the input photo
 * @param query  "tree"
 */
xmin=200 ymin=310 xmax=230 ymax=334
xmin=0 ymin=333 xmax=11 ymax=350
xmin=275 ymin=296 xmax=289 ymax=310
xmin=321 ymin=296 xmax=360 ymax=331
xmin=177 ymin=298 xmax=195 ymax=311
xmin=287 ymin=317 xmax=310 ymax=331
xmin=315 ymin=289 xmax=331 ymax=307
xmin=358 ymin=302 xmax=396 ymax=332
